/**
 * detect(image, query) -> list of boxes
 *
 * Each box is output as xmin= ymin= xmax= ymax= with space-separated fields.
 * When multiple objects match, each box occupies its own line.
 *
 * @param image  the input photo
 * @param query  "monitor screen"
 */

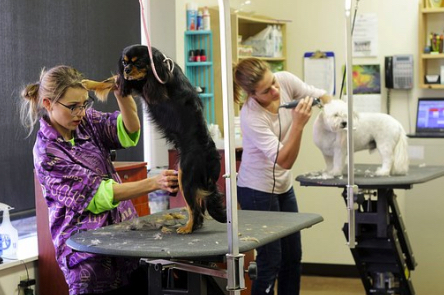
xmin=416 ymin=98 xmax=444 ymax=131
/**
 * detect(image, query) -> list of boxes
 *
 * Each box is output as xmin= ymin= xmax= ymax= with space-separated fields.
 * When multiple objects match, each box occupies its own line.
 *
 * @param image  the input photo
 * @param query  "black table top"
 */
xmin=67 ymin=209 xmax=323 ymax=260
xmin=296 ymin=164 xmax=444 ymax=189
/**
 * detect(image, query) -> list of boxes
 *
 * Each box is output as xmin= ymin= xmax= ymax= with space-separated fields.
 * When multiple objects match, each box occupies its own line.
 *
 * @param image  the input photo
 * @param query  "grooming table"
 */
xmin=296 ymin=164 xmax=444 ymax=295
xmin=67 ymin=209 xmax=323 ymax=294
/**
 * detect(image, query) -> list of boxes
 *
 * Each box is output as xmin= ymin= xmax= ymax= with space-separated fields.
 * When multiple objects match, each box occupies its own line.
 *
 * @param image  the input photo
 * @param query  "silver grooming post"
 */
xmin=345 ymin=0 xmax=357 ymax=249
xmin=218 ymin=0 xmax=245 ymax=293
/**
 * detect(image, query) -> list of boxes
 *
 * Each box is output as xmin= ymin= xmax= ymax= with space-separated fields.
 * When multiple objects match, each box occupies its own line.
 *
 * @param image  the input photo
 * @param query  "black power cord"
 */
xmin=17 ymin=260 xmax=35 ymax=295
xmin=272 ymin=97 xmax=322 ymax=202
xmin=271 ymin=111 xmax=283 ymax=205
xmin=268 ymin=109 xmax=282 ymax=211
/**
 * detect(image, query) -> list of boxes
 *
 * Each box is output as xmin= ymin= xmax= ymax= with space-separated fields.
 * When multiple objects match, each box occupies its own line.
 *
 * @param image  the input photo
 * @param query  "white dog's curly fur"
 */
xmin=313 ymin=99 xmax=409 ymax=177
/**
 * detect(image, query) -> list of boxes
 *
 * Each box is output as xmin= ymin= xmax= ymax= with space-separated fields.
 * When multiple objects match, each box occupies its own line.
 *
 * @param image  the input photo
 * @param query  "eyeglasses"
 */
xmin=57 ymin=99 xmax=94 ymax=116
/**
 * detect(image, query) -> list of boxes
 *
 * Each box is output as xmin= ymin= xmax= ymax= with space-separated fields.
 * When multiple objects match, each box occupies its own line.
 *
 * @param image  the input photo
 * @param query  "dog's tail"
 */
xmin=82 ymin=76 xmax=117 ymax=102
xmin=205 ymin=189 xmax=227 ymax=224
xmin=391 ymin=129 xmax=409 ymax=175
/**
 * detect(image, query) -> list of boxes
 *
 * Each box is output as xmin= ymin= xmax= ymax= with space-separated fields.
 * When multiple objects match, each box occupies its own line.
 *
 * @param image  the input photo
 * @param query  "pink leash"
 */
xmin=139 ymin=0 xmax=174 ymax=84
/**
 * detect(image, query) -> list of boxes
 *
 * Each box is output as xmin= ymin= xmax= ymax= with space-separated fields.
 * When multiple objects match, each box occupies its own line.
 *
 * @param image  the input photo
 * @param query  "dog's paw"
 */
xmin=375 ymin=167 xmax=390 ymax=176
xmin=329 ymin=169 xmax=343 ymax=177
xmin=176 ymin=225 xmax=193 ymax=234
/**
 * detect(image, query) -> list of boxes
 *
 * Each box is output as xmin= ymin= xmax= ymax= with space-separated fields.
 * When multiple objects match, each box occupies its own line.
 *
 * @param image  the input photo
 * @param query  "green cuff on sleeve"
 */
xmin=117 ymin=114 xmax=140 ymax=148
xmin=86 ymin=179 xmax=120 ymax=214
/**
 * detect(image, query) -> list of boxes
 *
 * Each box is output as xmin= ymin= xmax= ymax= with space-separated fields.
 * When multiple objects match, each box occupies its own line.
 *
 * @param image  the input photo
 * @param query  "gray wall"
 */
xmin=0 ymin=0 xmax=142 ymax=217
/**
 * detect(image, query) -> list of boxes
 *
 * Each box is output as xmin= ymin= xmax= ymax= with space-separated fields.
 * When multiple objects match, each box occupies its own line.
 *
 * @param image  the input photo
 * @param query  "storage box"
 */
xmin=238 ymin=45 xmax=253 ymax=57
xmin=242 ymin=26 xmax=275 ymax=57
xmin=424 ymin=74 xmax=440 ymax=84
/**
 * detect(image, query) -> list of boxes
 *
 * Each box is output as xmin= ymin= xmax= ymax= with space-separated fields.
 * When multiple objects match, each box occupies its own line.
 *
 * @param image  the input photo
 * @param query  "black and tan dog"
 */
xmin=83 ymin=45 xmax=226 ymax=234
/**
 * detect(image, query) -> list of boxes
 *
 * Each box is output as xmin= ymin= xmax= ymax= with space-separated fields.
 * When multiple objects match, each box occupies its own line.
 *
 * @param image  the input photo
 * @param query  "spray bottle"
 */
xmin=0 ymin=203 xmax=18 ymax=259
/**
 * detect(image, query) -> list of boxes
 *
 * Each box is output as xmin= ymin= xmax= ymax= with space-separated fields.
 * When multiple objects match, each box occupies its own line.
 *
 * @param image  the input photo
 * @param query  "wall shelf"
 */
xmin=421 ymin=53 xmax=444 ymax=59
xmin=185 ymin=61 xmax=213 ymax=66
xmin=418 ymin=0 xmax=444 ymax=89
xmin=210 ymin=9 xmax=288 ymax=133
xmin=184 ymin=30 xmax=215 ymax=124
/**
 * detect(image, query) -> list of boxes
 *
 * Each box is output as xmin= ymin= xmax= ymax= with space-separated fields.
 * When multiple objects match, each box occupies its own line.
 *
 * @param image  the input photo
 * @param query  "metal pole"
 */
xmin=218 ymin=0 xmax=245 ymax=293
xmin=345 ymin=0 xmax=357 ymax=249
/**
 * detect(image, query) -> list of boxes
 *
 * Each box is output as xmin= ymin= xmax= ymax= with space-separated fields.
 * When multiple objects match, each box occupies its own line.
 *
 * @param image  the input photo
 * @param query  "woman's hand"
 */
xmin=113 ymin=170 xmax=178 ymax=202
xmin=113 ymin=88 xmax=130 ymax=101
xmin=291 ymin=96 xmax=313 ymax=129
xmin=155 ymin=170 xmax=179 ymax=193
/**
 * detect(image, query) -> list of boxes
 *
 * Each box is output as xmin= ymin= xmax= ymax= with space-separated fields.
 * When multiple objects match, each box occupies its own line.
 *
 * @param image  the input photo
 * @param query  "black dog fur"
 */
xmin=83 ymin=45 xmax=227 ymax=233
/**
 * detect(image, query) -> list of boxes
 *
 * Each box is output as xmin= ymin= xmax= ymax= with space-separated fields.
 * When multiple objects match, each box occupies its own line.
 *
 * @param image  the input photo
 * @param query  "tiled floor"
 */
xmin=300 ymin=276 xmax=365 ymax=295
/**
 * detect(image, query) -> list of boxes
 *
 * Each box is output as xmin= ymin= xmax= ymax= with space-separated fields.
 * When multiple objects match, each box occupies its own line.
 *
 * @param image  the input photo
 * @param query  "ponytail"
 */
xmin=19 ymin=65 xmax=86 ymax=137
xmin=20 ymin=82 xmax=42 ymax=137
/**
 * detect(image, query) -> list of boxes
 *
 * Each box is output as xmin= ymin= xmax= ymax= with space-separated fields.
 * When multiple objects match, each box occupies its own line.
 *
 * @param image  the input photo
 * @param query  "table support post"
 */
xmin=217 ymin=0 xmax=245 ymax=293
xmin=342 ymin=188 xmax=417 ymax=295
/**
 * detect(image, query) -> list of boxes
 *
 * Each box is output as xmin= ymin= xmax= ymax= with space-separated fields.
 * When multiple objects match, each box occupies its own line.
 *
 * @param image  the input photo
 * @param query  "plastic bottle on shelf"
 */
xmin=197 ymin=10 xmax=203 ymax=30
xmin=186 ymin=3 xmax=198 ymax=31
xmin=265 ymin=25 xmax=274 ymax=57
xmin=276 ymin=25 xmax=283 ymax=58
xmin=0 ymin=203 xmax=18 ymax=259
xmin=272 ymin=25 xmax=280 ymax=57
xmin=188 ymin=49 xmax=195 ymax=62
xmin=203 ymin=6 xmax=211 ymax=30
xmin=200 ymin=49 xmax=207 ymax=62
xmin=195 ymin=49 xmax=201 ymax=62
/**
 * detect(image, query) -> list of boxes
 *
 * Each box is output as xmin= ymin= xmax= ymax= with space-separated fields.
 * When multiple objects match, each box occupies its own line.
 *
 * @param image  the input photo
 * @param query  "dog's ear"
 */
xmin=81 ymin=76 xmax=116 ymax=102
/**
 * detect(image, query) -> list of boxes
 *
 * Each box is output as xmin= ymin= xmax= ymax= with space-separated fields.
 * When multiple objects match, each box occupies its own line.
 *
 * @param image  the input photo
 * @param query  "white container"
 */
xmin=186 ymin=3 xmax=198 ymax=31
xmin=272 ymin=25 xmax=279 ymax=57
xmin=148 ymin=169 xmax=170 ymax=213
xmin=149 ymin=190 xmax=169 ymax=214
xmin=209 ymin=124 xmax=222 ymax=140
xmin=277 ymin=25 xmax=283 ymax=57
xmin=441 ymin=66 xmax=444 ymax=84
xmin=234 ymin=116 xmax=242 ymax=139
xmin=203 ymin=6 xmax=211 ymax=30
xmin=243 ymin=25 xmax=274 ymax=57
xmin=0 ymin=203 xmax=18 ymax=259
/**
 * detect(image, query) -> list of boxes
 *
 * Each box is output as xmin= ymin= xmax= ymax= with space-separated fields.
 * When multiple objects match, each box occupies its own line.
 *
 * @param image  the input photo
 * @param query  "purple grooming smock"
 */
xmin=34 ymin=109 xmax=139 ymax=295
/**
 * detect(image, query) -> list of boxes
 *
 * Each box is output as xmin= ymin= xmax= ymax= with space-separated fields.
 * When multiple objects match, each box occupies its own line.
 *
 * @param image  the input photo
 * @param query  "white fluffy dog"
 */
xmin=313 ymin=99 xmax=409 ymax=177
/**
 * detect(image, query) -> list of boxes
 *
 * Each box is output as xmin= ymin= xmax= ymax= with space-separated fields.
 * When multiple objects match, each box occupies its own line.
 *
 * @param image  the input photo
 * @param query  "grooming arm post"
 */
xmin=218 ymin=0 xmax=245 ymax=293
xmin=345 ymin=0 xmax=357 ymax=249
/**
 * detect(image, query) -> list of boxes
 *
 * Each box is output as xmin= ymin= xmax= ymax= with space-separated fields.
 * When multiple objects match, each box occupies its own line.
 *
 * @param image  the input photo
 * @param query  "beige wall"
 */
xmin=156 ymin=0 xmax=444 ymax=294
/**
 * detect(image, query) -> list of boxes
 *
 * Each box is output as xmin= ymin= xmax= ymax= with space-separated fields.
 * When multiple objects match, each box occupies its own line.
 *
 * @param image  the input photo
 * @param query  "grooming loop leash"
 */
xmin=139 ymin=0 xmax=174 ymax=84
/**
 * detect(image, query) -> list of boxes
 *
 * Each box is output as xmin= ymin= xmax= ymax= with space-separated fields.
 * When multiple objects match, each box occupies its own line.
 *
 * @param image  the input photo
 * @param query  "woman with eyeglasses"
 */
xmin=20 ymin=65 xmax=178 ymax=295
